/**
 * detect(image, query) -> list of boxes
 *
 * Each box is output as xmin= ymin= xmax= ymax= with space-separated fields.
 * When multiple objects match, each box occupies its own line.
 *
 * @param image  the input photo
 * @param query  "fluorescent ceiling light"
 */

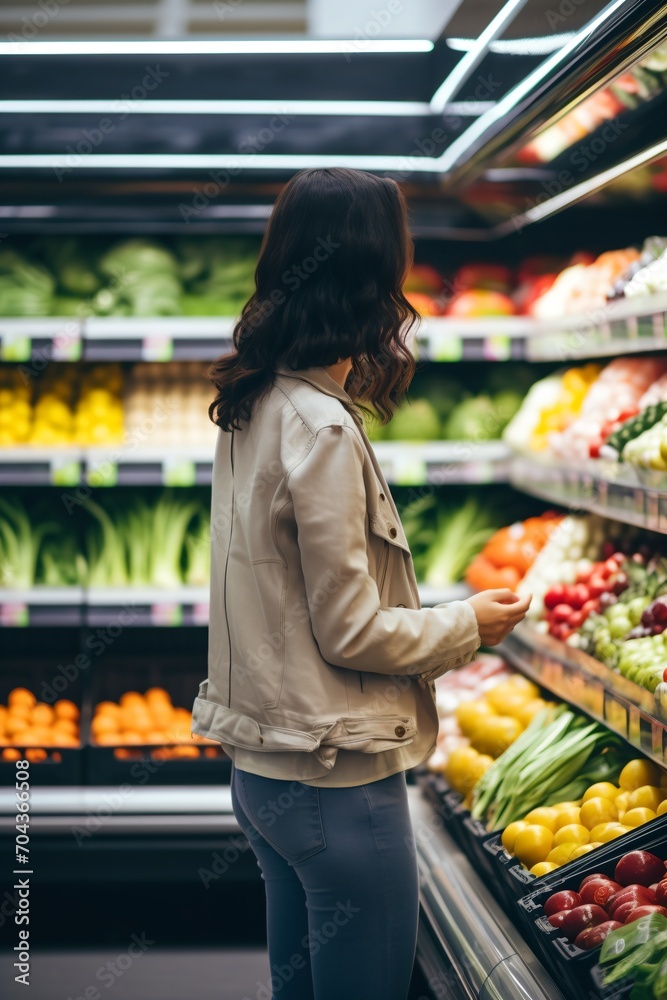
xmin=0 ymin=99 xmax=494 ymax=118
xmin=0 ymin=153 xmax=439 ymax=172
xmin=508 ymin=137 xmax=667 ymax=228
xmin=431 ymin=0 xmax=530 ymax=113
xmin=447 ymin=33 xmax=577 ymax=55
xmin=434 ymin=0 xmax=628 ymax=170
xmin=0 ymin=39 xmax=433 ymax=56
xmin=0 ymin=99 xmax=432 ymax=117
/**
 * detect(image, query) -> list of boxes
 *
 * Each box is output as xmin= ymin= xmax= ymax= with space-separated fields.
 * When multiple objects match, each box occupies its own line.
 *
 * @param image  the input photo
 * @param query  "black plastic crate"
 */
xmin=84 ymin=632 xmax=229 ymax=785
xmin=516 ymin=817 xmax=667 ymax=1000
xmin=0 ymin=636 xmax=84 ymax=785
xmin=414 ymin=768 xmax=471 ymax=849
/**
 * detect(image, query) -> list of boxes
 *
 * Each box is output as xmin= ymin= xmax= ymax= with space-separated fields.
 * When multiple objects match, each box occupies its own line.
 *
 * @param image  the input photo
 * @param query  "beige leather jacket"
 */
xmin=191 ymin=364 xmax=481 ymax=784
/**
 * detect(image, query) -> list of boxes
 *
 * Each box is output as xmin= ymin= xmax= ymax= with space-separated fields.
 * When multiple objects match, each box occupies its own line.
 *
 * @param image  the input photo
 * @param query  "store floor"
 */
xmin=0 ymin=947 xmax=436 ymax=1000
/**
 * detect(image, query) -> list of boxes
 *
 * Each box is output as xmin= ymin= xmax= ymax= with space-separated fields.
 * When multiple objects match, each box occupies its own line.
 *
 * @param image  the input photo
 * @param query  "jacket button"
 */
xmin=258 ymin=735 xmax=264 ymax=744
xmin=379 ymin=492 xmax=386 ymax=501
xmin=395 ymin=725 xmax=406 ymax=738
xmin=389 ymin=526 xmax=397 ymax=538
xmin=397 ymin=603 xmax=406 ymax=608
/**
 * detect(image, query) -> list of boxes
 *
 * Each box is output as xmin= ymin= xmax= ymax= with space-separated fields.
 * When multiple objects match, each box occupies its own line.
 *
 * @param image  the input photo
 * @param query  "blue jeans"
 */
xmin=231 ymin=766 xmax=419 ymax=1000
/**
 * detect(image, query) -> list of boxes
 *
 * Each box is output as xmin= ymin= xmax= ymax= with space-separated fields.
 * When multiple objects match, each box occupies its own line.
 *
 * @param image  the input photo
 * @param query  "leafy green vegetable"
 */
xmin=600 ymin=915 xmax=667 ymax=999
xmin=424 ymin=497 xmax=496 ymax=587
xmin=471 ymin=705 xmax=626 ymax=829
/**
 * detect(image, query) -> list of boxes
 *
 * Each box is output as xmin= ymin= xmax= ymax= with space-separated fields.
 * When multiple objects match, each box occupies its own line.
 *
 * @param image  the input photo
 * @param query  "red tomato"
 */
xmin=625 ymin=904 xmax=667 ymax=924
xmin=544 ymin=890 xmax=582 ymax=917
xmin=579 ymin=879 xmax=622 ymax=907
xmin=579 ymin=873 xmax=611 ymax=889
xmin=574 ymin=921 xmax=623 ymax=950
xmin=581 ymin=598 xmax=602 ymax=617
xmin=552 ymin=603 xmax=573 ymax=622
xmin=655 ymin=881 xmax=667 ymax=906
xmin=544 ymin=585 xmax=565 ymax=610
xmin=569 ymin=584 xmax=590 ymax=609
xmin=560 ymin=905 xmax=608 ymax=941
xmin=587 ymin=576 xmax=607 ymax=597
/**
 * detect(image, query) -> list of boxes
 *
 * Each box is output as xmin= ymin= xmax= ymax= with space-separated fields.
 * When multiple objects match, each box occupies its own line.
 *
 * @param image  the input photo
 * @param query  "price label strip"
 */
xmin=50 ymin=458 xmax=81 ymax=487
xmin=483 ymin=334 xmax=511 ymax=361
xmin=87 ymin=461 xmax=118 ymax=487
xmin=0 ymin=332 xmax=31 ymax=362
xmin=142 ymin=335 xmax=174 ymax=362
xmin=389 ymin=450 xmax=427 ymax=486
xmin=0 ymin=603 xmax=29 ymax=627
xmin=163 ymin=457 xmax=196 ymax=487
xmin=151 ymin=603 xmax=184 ymax=627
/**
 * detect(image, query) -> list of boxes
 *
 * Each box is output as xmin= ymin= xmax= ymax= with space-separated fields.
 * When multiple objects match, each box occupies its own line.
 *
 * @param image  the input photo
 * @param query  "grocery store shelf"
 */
xmin=410 ymin=788 xmax=566 ymax=1000
xmin=3 ymin=298 xmax=667 ymax=364
xmin=501 ymin=625 xmax=667 ymax=768
xmin=0 ymin=584 xmax=467 ymax=626
xmin=510 ymin=451 xmax=667 ymax=533
xmin=0 ymin=442 xmax=510 ymax=487
xmin=372 ymin=441 xmax=510 ymax=485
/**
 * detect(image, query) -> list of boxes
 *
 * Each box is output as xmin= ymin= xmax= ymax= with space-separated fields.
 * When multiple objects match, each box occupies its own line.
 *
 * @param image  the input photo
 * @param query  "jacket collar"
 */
xmin=274 ymin=363 xmax=364 ymax=423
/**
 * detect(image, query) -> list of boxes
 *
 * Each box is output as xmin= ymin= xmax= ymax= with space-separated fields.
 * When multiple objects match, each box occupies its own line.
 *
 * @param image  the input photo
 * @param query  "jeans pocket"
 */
xmin=235 ymin=769 xmax=326 ymax=864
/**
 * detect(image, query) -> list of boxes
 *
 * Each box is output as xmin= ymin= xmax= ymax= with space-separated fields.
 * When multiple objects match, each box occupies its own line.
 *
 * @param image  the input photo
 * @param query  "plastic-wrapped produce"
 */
xmin=549 ymin=357 xmax=667 ymax=459
xmin=623 ymin=248 xmax=667 ymax=299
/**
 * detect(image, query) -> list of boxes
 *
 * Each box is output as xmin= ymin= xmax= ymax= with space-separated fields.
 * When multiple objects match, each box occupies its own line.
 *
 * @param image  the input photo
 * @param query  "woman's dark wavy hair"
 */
xmin=208 ymin=167 xmax=418 ymax=430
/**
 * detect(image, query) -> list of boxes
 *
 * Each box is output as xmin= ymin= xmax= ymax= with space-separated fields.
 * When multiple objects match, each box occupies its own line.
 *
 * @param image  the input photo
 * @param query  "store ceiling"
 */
xmin=1 ymin=0 xmax=667 ymax=238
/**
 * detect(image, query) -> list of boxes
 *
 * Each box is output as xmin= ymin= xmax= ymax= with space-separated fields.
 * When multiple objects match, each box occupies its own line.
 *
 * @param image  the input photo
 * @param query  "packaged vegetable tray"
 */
xmin=516 ymin=818 xmax=667 ymax=1000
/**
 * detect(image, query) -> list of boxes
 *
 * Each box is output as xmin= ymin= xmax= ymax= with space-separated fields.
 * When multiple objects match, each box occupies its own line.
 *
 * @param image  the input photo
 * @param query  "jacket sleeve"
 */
xmin=288 ymin=423 xmax=480 ymax=677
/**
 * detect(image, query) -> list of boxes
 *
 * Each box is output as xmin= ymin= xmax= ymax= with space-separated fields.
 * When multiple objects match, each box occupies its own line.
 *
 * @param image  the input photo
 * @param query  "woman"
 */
xmin=191 ymin=167 xmax=531 ymax=1000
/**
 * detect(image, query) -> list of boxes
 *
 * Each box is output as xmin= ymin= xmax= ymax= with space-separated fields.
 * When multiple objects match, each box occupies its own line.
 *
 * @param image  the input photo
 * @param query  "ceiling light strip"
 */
xmin=0 ymin=39 xmax=433 ymax=56
xmin=430 ymin=0 xmax=530 ymax=113
xmin=0 ymin=153 xmax=440 ymax=171
xmin=446 ymin=33 xmax=577 ymax=55
xmin=0 ymin=99 xmax=432 ymax=117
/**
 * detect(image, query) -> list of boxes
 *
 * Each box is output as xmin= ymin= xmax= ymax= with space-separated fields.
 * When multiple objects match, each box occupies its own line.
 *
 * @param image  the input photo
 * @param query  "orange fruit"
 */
xmin=120 ymin=692 xmax=144 ymax=709
xmin=7 ymin=703 xmax=31 ymax=721
xmin=5 ymin=716 xmax=31 ymax=736
xmin=91 ymin=715 xmax=118 ymax=736
xmin=145 ymin=687 xmax=171 ymax=704
xmin=145 ymin=730 xmax=166 ymax=744
xmin=54 ymin=700 xmax=79 ymax=721
xmin=52 ymin=732 xmax=79 ymax=748
xmin=171 ymin=745 xmax=199 ymax=759
xmin=120 ymin=731 xmax=145 ymax=745
xmin=25 ymin=748 xmax=47 ymax=763
xmin=203 ymin=746 xmax=219 ymax=757
xmin=52 ymin=719 xmax=78 ymax=738
xmin=8 ymin=688 xmax=36 ymax=709
xmin=1 ymin=748 xmax=21 ymax=761
xmin=31 ymin=703 xmax=55 ymax=727
xmin=96 ymin=700 xmax=121 ymax=715
xmin=95 ymin=732 xmax=121 ymax=746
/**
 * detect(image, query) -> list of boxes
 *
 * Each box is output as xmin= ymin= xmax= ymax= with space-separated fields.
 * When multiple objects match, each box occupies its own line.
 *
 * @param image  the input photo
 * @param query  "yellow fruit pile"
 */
xmin=91 ymin=688 xmax=217 ymax=753
xmin=502 ymin=759 xmax=667 ymax=876
xmin=530 ymin=364 xmax=601 ymax=451
xmin=0 ymin=363 xmax=123 ymax=446
xmin=443 ymin=675 xmax=552 ymax=799
xmin=0 ymin=688 xmax=80 ymax=754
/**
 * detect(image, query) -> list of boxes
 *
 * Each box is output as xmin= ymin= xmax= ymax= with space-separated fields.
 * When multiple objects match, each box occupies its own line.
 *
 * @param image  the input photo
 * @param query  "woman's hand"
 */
xmin=465 ymin=589 xmax=532 ymax=646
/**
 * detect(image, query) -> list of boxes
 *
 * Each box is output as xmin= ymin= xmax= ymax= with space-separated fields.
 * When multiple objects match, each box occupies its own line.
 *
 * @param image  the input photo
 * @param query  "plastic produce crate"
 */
xmin=413 ymin=768 xmax=471 ymax=849
xmin=84 ymin=646 xmax=230 ymax=785
xmin=0 ymin=652 xmax=84 ymax=786
xmin=516 ymin=817 xmax=667 ymax=1000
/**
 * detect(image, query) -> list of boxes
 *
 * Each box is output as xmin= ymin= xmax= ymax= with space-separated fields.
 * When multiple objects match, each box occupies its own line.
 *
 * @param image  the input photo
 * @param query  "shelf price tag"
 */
xmin=52 ymin=332 xmax=82 ymax=361
xmin=390 ymin=450 xmax=427 ymax=485
xmin=0 ymin=603 xmax=28 ymax=627
xmin=151 ymin=603 xmax=183 ymax=627
xmin=142 ymin=335 xmax=173 ymax=362
xmin=163 ymin=458 xmax=196 ymax=487
xmin=87 ymin=462 xmax=118 ymax=487
xmin=483 ymin=334 xmax=511 ymax=361
xmin=50 ymin=458 xmax=81 ymax=486
xmin=0 ymin=332 xmax=31 ymax=362
xmin=428 ymin=329 xmax=462 ymax=362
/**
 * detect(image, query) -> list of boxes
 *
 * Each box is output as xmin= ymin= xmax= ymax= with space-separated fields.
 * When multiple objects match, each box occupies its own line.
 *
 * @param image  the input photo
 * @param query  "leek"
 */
xmin=0 ymin=495 xmax=57 ymax=588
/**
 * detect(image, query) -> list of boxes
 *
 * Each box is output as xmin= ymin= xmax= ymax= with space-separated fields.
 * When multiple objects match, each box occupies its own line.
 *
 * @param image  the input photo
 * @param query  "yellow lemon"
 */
xmin=570 ymin=844 xmax=596 ymax=859
xmin=523 ymin=807 xmax=560 ymax=832
xmin=657 ymin=799 xmax=667 ymax=817
xmin=513 ymin=826 xmax=554 ymax=868
xmin=589 ymin=823 xmax=630 ymax=843
xmin=627 ymin=786 xmax=663 ymax=812
xmin=530 ymin=861 xmax=559 ymax=877
xmin=553 ymin=807 xmax=581 ymax=830
xmin=506 ymin=676 xmax=540 ymax=698
xmin=444 ymin=747 xmax=487 ymax=796
xmin=615 ymin=790 xmax=630 ymax=819
xmin=582 ymin=783 xmax=620 ymax=803
xmin=470 ymin=716 xmax=523 ymax=758
xmin=622 ymin=807 xmax=656 ymax=827
xmin=501 ymin=820 xmax=530 ymax=854
xmin=546 ymin=844 xmax=579 ymax=866
xmin=619 ymin=759 xmax=662 ymax=791
xmin=579 ymin=797 xmax=618 ymax=830
xmin=455 ymin=700 xmax=494 ymax=738
xmin=552 ymin=824 xmax=590 ymax=847
xmin=514 ymin=698 xmax=549 ymax=728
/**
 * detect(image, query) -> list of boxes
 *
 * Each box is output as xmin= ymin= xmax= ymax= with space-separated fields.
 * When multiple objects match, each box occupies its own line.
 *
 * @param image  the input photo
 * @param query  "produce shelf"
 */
xmin=0 ymin=442 xmax=510 ymax=487
xmin=510 ymin=451 xmax=667 ymax=533
xmin=0 ymin=584 xmax=468 ymax=626
xmin=2 ymin=298 xmax=667 ymax=364
xmin=501 ymin=625 xmax=667 ymax=769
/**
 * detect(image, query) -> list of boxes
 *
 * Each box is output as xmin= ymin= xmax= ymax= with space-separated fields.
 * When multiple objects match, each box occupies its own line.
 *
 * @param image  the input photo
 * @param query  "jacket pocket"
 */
xmin=249 ymin=558 xmax=288 ymax=710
